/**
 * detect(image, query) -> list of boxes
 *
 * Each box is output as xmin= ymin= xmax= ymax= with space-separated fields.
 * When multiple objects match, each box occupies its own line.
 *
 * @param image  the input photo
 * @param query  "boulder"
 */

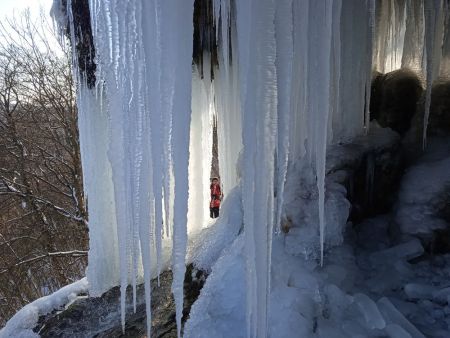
xmin=429 ymin=80 xmax=450 ymax=135
xmin=370 ymin=69 xmax=423 ymax=135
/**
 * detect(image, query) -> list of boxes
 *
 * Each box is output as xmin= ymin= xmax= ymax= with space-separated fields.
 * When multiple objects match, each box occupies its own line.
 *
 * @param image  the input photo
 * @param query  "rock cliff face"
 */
xmin=284 ymin=124 xmax=403 ymax=258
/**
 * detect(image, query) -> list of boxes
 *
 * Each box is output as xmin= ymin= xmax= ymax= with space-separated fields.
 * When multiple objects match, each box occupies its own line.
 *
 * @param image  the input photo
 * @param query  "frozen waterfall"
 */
xmin=53 ymin=0 xmax=450 ymax=337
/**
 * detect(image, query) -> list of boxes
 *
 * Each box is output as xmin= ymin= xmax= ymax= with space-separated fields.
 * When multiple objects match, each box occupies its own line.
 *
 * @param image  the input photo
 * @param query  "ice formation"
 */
xmin=50 ymin=0 xmax=450 ymax=336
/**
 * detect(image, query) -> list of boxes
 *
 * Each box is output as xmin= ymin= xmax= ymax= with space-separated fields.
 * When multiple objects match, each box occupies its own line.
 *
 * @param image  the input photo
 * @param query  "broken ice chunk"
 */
xmin=404 ymin=283 xmax=437 ymax=300
xmin=385 ymin=323 xmax=413 ymax=338
xmin=354 ymin=293 xmax=386 ymax=330
xmin=370 ymin=239 xmax=424 ymax=265
xmin=377 ymin=297 xmax=426 ymax=338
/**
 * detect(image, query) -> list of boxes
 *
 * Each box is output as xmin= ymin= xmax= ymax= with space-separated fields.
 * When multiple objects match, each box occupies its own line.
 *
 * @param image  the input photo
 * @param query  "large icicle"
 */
xmin=422 ymin=0 xmax=444 ymax=148
xmin=365 ymin=0 xmax=376 ymax=133
xmin=139 ymin=1 xmax=159 ymax=334
xmin=214 ymin=0 xmax=243 ymax=195
xmin=233 ymin=0 xmax=278 ymax=336
xmin=289 ymin=0 xmax=309 ymax=160
xmin=308 ymin=1 xmax=334 ymax=267
xmin=160 ymin=1 xmax=195 ymax=336
xmin=274 ymin=0 xmax=293 ymax=234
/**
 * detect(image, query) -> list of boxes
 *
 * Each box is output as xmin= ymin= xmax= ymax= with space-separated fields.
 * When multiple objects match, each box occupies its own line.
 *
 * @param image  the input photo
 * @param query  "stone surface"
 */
xmin=34 ymin=265 xmax=206 ymax=338
xmin=370 ymin=69 xmax=423 ymax=135
xmin=430 ymin=81 xmax=450 ymax=135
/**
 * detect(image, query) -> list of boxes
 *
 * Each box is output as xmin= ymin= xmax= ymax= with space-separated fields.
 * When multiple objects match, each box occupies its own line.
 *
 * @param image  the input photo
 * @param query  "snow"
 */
xmin=0 ymin=278 xmax=88 ymax=338
xmin=189 ymin=185 xmax=243 ymax=272
xmin=184 ymin=235 xmax=246 ymax=338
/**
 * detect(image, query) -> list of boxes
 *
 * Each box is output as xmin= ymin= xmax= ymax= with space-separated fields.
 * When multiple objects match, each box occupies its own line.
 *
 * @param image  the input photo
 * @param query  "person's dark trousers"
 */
xmin=210 ymin=207 xmax=219 ymax=218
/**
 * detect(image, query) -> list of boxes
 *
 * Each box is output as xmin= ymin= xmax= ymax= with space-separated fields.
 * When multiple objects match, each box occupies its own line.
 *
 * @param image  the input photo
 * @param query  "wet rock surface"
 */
xmin=430 ymin=81 xmax=450 ymax=134
xmin=326 ymin=126 xmax=404 ymax=224
xmin=370 ymin=69 xmax=423 ymax=135
xmin=34 ymin=265 xmax=206 ymax=338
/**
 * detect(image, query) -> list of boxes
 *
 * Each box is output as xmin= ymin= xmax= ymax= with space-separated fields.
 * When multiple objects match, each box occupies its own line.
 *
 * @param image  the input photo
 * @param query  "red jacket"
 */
xmin=210 ymin=184 xmax=221 ymax=208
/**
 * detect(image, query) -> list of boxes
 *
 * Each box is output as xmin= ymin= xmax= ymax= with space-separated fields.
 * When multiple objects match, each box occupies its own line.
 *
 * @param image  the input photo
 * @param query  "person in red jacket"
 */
xmin=210 ymin=177 xmax=222 ymax=218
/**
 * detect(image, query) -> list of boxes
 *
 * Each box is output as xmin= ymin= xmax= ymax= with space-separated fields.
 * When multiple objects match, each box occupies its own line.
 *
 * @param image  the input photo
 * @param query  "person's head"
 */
xmin=212 ymin=178 xmax=219 ymax=185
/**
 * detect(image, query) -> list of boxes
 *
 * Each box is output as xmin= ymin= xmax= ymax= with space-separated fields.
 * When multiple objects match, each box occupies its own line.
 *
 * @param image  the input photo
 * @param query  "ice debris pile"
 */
xmin=46 ymin=0 xmax=450 ymax=337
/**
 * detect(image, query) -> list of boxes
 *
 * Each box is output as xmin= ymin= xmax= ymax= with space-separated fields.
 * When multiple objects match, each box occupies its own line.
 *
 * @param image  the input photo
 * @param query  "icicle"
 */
xmin=144 ymin=0 xmax=164 ymax=286
xmin=423 ymin=0 xmax=444 ymax=149
xmin=274 ymin=0 xmax=293 ymax=234
xmin=401 ymin=0 xmax=424 ymax=71
xmin=289 ymin=0 xmax=310 ymax=159
xmin=214 ymin=0 xmax=243 ymax=196
xmin=364 ymin=0 xmax=376 ymax=133
xmin=159 ymin=1 xmax=195 ymax=337
xmin=308 ymin=1 xmax=333 ymax=267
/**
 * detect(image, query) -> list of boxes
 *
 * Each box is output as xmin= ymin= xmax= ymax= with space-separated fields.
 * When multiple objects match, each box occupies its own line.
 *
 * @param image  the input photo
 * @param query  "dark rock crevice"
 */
xmin=58 ymin=0 xmax=97 ymax=88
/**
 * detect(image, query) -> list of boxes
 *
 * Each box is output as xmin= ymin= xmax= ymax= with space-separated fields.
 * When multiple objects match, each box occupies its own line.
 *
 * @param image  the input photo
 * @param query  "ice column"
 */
xmin=78 ymin=84 xmax=120 ymax=295
xmin=61 ymin=0 xmax=194 ymax=336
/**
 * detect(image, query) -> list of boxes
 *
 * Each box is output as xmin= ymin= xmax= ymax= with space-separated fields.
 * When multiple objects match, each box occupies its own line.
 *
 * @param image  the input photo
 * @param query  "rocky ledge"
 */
xmin=34 ymin=265 xmax=206 ymax=338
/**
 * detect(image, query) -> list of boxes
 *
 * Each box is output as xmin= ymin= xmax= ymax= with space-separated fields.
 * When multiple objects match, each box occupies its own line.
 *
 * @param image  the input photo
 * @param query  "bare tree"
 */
xmin=0 ymin=10 xmax=88 ymax=325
